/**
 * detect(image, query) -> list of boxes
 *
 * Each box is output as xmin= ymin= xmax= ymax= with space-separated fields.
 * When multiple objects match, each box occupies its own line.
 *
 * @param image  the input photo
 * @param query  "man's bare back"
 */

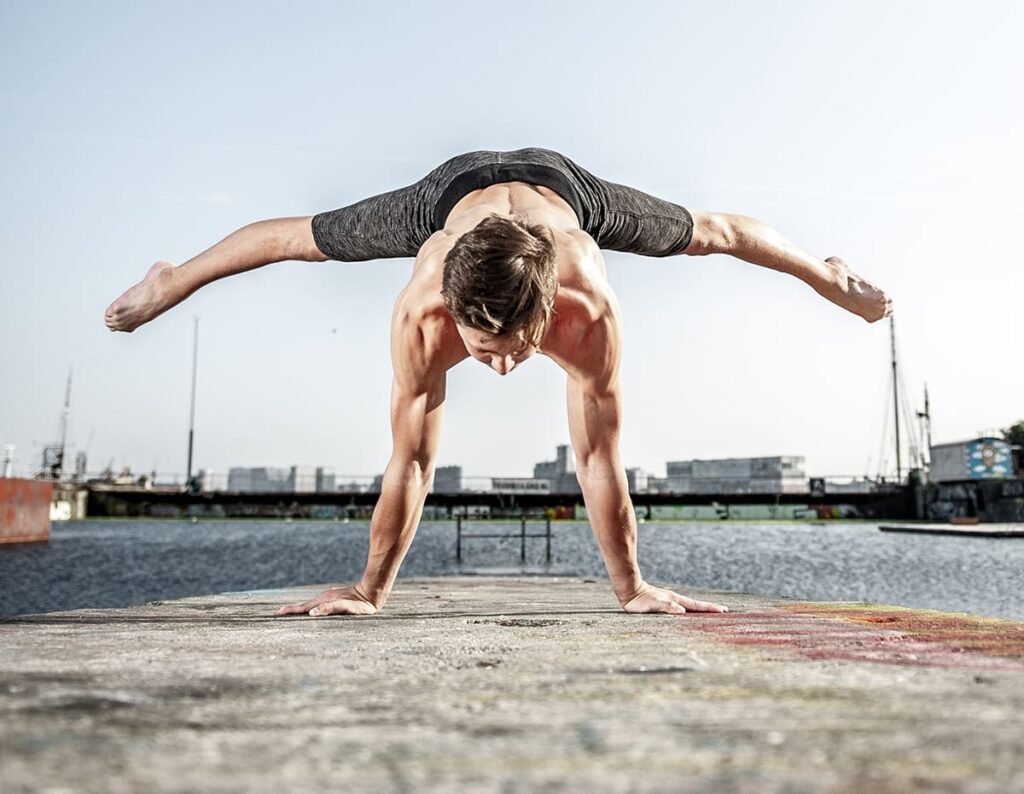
xmin=104 ymin=147 xmax=891 ymax=620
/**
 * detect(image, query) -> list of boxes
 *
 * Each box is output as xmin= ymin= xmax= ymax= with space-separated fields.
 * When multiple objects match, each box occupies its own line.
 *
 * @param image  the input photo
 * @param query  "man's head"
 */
xmin=441 ymin=214 xmax=558 ymax=375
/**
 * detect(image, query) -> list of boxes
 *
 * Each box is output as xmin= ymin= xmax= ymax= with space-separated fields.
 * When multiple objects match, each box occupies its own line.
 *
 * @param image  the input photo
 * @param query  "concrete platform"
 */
xmin=880 ymin=523 xmax=1024 ymax=537
xmin=2 ymin=577 xmax=1023 ymax=793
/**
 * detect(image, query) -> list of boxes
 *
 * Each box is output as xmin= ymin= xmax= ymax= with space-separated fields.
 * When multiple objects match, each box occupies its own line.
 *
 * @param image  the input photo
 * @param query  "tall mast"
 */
xmin=57 ymin=366 xmax=72 ymax=479
xmin=186 ymin=317 xmax=199 ymax=485
xmin=890 ymin=315 xmax=902 ymax=482
xmin=917 ymin=383 xmax=932 ymax=470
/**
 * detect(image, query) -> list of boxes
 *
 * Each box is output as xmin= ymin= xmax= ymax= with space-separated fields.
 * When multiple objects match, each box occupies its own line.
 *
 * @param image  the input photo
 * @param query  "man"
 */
xmin=106 ymin=147 xmax=891 ymax=618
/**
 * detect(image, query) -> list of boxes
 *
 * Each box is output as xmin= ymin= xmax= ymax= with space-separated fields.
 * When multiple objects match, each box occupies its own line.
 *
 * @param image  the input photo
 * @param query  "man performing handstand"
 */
xmin=106 ymin=147 xmax=891 ymax=618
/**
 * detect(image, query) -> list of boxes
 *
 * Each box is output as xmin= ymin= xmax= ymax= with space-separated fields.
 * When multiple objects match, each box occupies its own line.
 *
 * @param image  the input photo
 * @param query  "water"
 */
xmin=1 ymin=520 xmax=1022 ymax=620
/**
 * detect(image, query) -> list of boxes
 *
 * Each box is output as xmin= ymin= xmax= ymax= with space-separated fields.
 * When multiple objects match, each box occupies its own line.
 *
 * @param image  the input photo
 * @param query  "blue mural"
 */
xmin=966 ymin=439 xmax=1013 ymax=479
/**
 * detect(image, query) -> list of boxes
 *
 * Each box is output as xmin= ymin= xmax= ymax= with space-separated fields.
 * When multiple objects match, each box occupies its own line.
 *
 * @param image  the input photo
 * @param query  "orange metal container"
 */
xmin=0 ymin=479 xmax=53 ymax=544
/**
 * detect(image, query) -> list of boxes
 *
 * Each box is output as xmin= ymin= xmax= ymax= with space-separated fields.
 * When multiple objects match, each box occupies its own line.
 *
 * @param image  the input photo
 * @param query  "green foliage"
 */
xmin=1003 ymin=420 xmax=1024 ymax=474
xmin=1003 ymin=420 xmax=1024 ymax=447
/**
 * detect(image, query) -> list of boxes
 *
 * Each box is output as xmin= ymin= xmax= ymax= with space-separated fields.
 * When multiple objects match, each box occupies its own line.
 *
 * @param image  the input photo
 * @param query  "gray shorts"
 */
xmin=311 ymin=147 xmax=693 ymax=261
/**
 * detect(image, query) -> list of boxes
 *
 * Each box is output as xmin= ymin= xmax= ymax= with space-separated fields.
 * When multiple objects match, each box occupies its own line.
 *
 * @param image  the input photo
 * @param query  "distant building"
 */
xmin=315 ymin=467 xmax=336 ymax=493
xmin=291 ymin=465 xmax=317 ymax=493
xmin=929 ymin=438 xmax=1016 ymax=483
xmin=228 ymin=467 xmax=291 ymax=492
xmin=432 ymin=465 xmax=465 ymax=493
xmin=657 ymin=456 xmax=807 ymax=495
xmin=197 ymin=469 xmax=227 ymax=492
xmin=227 ymin=465 xmax=336 ymax=493
xmin=626 ymin=467 xmax=649 ymax=493
xmin=533 ymin=444 xmax=581 ymax=494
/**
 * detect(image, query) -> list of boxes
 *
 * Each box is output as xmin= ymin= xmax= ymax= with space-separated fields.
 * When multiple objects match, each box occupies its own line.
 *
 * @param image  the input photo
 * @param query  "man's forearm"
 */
xmin=577 ymin=462 xmax=645 ymax=605
xmin=356 ymin=460 xmax=433 ymax=608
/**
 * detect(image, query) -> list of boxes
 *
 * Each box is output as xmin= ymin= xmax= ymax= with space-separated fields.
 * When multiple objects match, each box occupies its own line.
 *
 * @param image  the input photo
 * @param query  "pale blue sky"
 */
xmin=2 ymin=1 xmax=1021 ymax=481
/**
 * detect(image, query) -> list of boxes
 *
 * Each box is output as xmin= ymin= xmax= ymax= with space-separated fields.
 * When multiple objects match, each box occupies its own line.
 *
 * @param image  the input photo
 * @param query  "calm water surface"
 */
xmin=1 ymin=519 xmax=1022 ymax=620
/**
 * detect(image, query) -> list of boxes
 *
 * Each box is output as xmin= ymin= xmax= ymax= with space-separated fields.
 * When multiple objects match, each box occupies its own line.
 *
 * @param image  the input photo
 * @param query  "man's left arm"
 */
xmin=566 ymin=370 xmax=728 ymax=615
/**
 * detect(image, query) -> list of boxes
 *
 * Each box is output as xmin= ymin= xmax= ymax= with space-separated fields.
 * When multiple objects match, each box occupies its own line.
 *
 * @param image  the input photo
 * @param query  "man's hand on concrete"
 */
xmin=277 ymin=585 xmax=378 ymax=617
xmin=621 ymin=583 xmax=729 ymax=616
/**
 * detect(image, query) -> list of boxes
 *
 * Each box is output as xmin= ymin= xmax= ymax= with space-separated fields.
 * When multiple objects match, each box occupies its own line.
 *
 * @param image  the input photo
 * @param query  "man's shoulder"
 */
xmin=391 ymin=281 xmax=465 ymax=388
xmin=542 ymin=278 xmax=621 ymax=387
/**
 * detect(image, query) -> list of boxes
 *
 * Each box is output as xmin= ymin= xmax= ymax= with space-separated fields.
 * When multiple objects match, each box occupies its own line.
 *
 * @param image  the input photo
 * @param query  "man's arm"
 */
xmin=566 ymin=373 xmax=643 ymax=605
xmin=277 ymin=371 xmax=445 ymax=617
xmin=565 ymin=316 xmax=728 ymax=615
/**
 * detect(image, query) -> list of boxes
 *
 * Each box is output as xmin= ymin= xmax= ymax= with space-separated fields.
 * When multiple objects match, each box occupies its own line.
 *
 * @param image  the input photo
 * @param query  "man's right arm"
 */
xmin=356 ymin=372 xmax=446 ymax=609
xmin=278 ymin=350 xmax=447 ymax=617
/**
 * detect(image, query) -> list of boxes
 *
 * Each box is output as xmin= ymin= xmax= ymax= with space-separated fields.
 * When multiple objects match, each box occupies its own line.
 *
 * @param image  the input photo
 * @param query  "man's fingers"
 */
xmin=672 ymin=593 xmax=729 ymax=613
xmin=309 ymin=599 xmax=374 ymax=617
xmin=276 ymin=593 xmax=330 ymax=616
xmin=277 ymin=601 xmax=315 ymax=616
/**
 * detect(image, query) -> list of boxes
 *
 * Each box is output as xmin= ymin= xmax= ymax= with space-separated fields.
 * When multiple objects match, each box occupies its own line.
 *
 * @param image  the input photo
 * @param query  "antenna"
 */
xmin=186 ymin=317 xmax=199 ymax=486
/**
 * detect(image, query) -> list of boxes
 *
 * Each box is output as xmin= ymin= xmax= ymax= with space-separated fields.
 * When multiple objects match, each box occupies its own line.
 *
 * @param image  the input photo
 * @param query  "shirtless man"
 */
xmin=105 ymin=148 xmax=891 ymax=618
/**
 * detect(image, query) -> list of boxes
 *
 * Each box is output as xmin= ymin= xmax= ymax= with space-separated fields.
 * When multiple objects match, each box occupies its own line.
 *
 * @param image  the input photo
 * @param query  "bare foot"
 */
xmin=821 ymin=256 xmax=893 ymax=323
xmin=105 ymin=261 xmax=180 ymax=332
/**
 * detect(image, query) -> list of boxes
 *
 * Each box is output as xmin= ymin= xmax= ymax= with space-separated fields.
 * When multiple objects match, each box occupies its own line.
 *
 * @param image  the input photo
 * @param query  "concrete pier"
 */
xmin=2 ymin=577 xmax=1023 ymax=793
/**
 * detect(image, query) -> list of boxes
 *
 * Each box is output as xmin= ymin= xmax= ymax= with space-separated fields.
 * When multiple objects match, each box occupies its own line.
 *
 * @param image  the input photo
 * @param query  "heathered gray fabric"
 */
xmin=311 ymin=148 xmax=693 ymax=261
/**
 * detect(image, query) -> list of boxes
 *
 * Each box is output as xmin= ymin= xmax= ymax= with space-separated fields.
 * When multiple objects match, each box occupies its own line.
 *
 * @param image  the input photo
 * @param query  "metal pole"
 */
xmin=186 ymin=317 xmax=199 ymax=484
xmin=520 ymin=516 xmax=526 ymax=562
xmin=456 ymin=514 xmax=462 ymax=562
xmin=545 ymin=517 xmax=551 ymax=562
xmin=890 ymin=315 xmax=902 ymax=482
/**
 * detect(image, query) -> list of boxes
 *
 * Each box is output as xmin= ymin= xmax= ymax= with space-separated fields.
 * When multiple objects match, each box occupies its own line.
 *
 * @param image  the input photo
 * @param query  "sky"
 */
xmin=1 ymin=0 xmax=1022 ymax=483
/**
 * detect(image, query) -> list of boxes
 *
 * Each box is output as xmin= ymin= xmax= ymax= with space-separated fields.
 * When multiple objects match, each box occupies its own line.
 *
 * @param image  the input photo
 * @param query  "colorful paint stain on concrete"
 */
xmin=686 ymin=602 xmax=1024 ymax=670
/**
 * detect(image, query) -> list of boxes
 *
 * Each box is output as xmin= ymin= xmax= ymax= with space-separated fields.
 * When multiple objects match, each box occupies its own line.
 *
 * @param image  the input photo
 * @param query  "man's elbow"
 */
xmin=385 ymin=455 xmax=436 ymax=491
xmin=574 ymin=450 xmax=624 ymax=487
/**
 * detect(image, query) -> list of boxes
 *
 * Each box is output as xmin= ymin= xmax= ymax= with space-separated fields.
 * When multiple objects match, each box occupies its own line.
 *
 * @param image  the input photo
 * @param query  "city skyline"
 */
xmin=3 ymin=2 xmax=1023 ymax=483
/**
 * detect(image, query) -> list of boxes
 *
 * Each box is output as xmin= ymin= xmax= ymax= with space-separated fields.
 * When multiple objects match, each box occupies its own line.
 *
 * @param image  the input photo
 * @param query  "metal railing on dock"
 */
xmin=455 ymin=515 xmax=552 ymax=562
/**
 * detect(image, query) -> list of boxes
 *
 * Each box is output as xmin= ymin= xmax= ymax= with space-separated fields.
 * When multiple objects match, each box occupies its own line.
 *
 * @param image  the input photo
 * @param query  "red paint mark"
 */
xmin=685 ymin=603 xmax=1024 ymax=670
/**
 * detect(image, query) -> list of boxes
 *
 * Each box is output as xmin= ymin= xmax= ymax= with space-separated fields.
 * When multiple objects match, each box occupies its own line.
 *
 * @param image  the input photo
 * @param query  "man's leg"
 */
xmin=106 ymin=158 xmax=457 ymax=334
xmin=684 ymin=211 xmax=892 ymax=323
xmin=106 ymin=152 xmax=464 ymax=332
xmin=105 ymin=216 xmax=325 ymax=332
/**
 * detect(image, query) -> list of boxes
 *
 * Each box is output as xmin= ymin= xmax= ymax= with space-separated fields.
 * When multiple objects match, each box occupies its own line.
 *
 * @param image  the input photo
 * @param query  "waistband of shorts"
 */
xmin=432 ymin=161 xmax=585 ymax=230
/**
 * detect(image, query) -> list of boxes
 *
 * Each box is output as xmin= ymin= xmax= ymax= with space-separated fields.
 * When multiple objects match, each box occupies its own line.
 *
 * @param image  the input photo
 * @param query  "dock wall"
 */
xmin=84 ymin=484 xmax=916 ymax=521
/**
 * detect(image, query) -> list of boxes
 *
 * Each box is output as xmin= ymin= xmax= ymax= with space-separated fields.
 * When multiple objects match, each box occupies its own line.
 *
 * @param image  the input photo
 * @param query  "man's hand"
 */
xmin=622 ymin=583 xmax=729 ymax=616
xmin=276 ymin=585 xmax=378 ymax=617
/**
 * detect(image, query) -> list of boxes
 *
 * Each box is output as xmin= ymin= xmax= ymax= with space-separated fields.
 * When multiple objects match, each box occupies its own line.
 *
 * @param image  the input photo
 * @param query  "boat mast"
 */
xmin=890 ymin=315 xmax=902 ymax=482
xmin=917 ymin=384 xmax=932 ymax=471
xmin=56 ymin=366 xmax=72 ymax=479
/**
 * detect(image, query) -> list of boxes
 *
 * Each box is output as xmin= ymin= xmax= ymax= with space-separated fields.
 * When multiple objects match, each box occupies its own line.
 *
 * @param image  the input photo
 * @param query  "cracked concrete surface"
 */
xmin=2 ymin=577 xmax=1022 ymax=793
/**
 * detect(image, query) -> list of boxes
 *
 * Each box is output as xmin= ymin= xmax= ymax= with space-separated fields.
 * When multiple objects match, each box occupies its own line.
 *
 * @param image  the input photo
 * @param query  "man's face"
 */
xmin=456 ymin=325 xmax=537 ymax=376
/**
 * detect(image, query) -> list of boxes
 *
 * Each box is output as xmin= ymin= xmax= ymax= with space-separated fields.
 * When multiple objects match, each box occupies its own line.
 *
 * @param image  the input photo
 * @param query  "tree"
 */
xmin=1002 ymin=420 xmax=1024 ymax=475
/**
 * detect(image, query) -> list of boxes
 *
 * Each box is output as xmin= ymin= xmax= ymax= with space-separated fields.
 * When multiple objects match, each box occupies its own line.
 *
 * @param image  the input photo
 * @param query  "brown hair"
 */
xmin=441 ymin=214 xmax=558 ymax=348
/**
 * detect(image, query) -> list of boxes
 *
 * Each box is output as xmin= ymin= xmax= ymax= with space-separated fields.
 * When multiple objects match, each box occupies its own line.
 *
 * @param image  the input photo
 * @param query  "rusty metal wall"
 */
xmin=0 ymin=479 xmax=53 ymax=544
